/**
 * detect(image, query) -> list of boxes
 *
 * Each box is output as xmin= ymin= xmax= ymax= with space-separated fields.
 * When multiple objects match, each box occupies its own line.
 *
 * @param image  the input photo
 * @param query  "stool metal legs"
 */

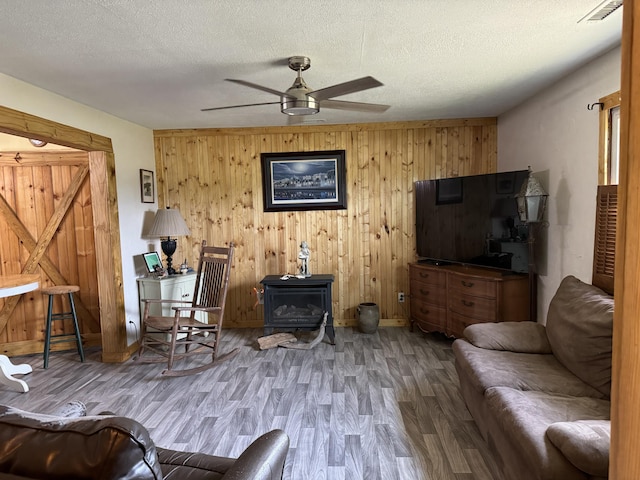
xmin=43 ymin=292 xmax=85 ymax=369
xmin=43 ymin=294 xmax=53 ymax=369
xmin=68 ymin=293 xmax=85 ymax=363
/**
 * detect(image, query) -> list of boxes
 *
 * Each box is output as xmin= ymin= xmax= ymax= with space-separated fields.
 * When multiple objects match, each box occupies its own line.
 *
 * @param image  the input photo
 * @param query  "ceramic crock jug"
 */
xmin=357 ymin=302 xmax=379 ymax=334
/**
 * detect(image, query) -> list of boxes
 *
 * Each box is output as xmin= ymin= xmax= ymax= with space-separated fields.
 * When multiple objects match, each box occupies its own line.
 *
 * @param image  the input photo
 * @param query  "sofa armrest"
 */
xmin=223 ymin=430 xmax=289 ymax=480
xmin=157 ymin=430 xmax=289 ymax=480
xmin=546 ymin=420 xmax=610 ymax=477
xmin=463 ymin=322 xmax=552 ymax=354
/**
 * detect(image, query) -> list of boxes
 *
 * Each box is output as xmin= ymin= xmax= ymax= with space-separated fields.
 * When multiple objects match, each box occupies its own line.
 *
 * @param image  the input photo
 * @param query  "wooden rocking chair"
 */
xmin=135 ymin=241 xmax=236 ymax=376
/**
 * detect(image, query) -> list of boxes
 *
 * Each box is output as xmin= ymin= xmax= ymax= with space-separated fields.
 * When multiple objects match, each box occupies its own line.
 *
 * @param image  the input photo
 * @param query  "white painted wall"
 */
xmin=0 ymin=73 xmax=158 ymax=344
xmin=498 ymin=46 xmax=621 ymax=323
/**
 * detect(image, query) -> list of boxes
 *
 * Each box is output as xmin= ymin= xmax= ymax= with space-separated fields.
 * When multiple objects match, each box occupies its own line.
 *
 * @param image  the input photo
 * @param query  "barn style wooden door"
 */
xmin=0 ymin=150 xmax=101 ymax=355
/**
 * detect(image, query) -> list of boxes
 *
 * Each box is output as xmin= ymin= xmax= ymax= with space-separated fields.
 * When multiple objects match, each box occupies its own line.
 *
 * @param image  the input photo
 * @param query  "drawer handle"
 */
xmin=461 ymin=280 xmax=474 ymax=288
xmin=419 ymin=289 xmax=429 ymax=296
xmin=461 ymin=299 xmax=474 ymax=307
xmin=182 ymin=293 xmax=191 ymax=298
xmin=419 ymin=272 xmax=430 ymax=278
xmin=419 ymin=307 xmax=430 ymax=314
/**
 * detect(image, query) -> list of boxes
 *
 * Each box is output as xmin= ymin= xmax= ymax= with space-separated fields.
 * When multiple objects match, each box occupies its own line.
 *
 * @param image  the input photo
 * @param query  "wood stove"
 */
xmin=260 ymin=274 xmax=335 ymax=344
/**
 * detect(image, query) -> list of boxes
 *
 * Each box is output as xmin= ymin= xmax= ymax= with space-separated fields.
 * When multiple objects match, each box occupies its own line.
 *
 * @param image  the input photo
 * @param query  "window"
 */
xmin=592 ymin=91 xmax=620 ymax=294
xmin=598 ymin=91 xmax=621 ymax=186
xmin=609 ymin=105 xmax=620 ymax=184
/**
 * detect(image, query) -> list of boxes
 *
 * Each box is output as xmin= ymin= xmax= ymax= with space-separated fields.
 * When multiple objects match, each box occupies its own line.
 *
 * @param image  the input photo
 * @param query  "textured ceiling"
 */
xmin=0 ymin=0 xmax=623 ymax=130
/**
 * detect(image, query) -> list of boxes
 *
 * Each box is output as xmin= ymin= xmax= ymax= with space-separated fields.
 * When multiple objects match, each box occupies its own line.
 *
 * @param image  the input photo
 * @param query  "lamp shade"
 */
xmin=147 ymin=207 xmax=191 ymax=238
xmin=515 ymin=169 xmax=548 ymax=223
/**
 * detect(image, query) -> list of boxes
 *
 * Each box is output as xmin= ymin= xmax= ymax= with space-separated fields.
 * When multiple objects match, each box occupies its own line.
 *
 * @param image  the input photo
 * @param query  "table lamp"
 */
xmin=147 ymin=207 xmax=191 ymax=275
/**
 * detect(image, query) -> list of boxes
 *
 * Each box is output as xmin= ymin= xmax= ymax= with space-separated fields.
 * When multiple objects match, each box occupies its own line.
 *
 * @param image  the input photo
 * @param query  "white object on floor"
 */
xmin=0 ymin=357 xmax=31 ymax=393
xmin=0 ymin=274 xmax=40 ymax=393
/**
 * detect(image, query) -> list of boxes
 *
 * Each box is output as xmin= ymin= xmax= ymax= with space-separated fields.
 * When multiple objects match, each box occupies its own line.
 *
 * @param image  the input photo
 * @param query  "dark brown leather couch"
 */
xmin=0 ymin=404 xmax=289 ymax=480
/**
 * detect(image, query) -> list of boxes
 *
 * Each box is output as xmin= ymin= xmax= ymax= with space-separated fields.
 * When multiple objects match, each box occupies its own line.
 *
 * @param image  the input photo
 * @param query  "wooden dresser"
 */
xmin=409 ymin=262 xmax=530 ymax=338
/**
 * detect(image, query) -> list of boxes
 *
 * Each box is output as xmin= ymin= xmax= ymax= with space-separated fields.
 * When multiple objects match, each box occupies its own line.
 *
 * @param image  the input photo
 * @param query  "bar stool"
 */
xmin=42 ymin=285 xmax=85 ymax=369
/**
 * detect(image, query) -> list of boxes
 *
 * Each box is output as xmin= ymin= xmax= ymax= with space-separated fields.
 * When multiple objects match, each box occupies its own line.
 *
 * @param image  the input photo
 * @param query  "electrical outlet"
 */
xmin=398 ymin=292 xmax=405 ymax=303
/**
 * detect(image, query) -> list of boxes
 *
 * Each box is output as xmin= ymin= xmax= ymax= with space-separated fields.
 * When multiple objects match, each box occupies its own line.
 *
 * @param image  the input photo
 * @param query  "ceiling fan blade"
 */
xmin=309 ymin=76 xmax=383 ymax=101
xmin=201 ymin=101 xmax=281 ymax=112
xmin=320 ymin=99 xmax=390 ymax=113
xmin=225 ymin=79 xmax=294 ymax=98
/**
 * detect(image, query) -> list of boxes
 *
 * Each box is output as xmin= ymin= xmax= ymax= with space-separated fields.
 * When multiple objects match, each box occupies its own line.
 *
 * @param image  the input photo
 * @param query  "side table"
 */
xmin=136 ymin=273 xmax=205 ymax=323
xmin=260 ymin=274 xmax=335 ymax=344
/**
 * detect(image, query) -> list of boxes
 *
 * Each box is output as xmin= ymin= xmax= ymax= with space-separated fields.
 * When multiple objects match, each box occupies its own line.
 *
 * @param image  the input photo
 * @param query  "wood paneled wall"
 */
xmin=153 ymin=118 xmax=497 ymax=328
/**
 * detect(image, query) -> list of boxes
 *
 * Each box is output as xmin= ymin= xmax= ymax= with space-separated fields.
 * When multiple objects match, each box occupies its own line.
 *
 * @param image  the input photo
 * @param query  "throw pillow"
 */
xmin=545 ymin=276 xmax=614 ymax=397
xmin=546 ymin=420 xmax=610 ymax=477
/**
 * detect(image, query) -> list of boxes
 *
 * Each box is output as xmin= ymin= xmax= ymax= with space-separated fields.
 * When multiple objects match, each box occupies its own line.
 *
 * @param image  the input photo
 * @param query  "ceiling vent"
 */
xmin=579 ymin=0 xmax=623 ymax=23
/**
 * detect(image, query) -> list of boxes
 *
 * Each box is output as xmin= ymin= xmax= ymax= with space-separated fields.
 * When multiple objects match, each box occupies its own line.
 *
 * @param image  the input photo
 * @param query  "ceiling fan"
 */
xmin=201 ymin=56 xmax=390 ymax=116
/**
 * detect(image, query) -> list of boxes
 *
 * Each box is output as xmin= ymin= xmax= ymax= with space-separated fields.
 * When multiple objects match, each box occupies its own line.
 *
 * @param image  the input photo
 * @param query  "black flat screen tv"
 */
xmin=415 ymin=170 xmax=530 ymax=273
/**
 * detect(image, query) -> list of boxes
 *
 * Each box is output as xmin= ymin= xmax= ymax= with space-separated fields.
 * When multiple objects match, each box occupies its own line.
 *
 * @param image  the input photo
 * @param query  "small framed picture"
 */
xmin=142 ymin=251 xmax=163 ymax=274
xmin=140 ymin=169 xmax=154 ymax=203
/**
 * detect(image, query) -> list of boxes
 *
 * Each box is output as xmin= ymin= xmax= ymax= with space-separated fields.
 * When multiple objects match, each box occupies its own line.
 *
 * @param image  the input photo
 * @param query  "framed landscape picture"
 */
xmin=261 ymin=150 xmax=347 ymax=212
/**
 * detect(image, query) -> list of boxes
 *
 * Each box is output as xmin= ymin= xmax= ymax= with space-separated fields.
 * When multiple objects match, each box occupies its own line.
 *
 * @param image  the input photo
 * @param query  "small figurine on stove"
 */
xmin=298 ymin=241 xmax=311 ymax=277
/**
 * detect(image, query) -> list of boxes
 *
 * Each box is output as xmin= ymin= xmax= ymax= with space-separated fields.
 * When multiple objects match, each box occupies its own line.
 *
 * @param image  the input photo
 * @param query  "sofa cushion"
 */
xmin=546 ymin=276 xmax=614 ymax=398
xmin=546 ymin=420 xmax=610 ymax=478
xmin=464 ymin=321 xmax=552 ymax=353
xmin=453 ymin=339 xmax=606 ymax=398
xmin=0 ymin=405 xmax=163 ymax=480
xmin=484 ymin=387 xmax=610 ymax=480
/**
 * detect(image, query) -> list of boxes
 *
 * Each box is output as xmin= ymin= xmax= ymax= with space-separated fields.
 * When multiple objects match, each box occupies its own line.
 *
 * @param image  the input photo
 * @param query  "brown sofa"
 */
xmin=452 ymin=275 xmax=613 ymax=480
xmin=0 ymin=402 xmax=289 ymax=480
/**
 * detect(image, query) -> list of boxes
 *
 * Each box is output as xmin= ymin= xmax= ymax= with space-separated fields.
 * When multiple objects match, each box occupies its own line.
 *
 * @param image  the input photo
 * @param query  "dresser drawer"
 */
xmin=448 ymin=289 xmax=497 ymax=321
xmin=410 ymin=298 xmax=447 ymax=332
xmin=409 ymin=281 xmax=447 ymax=308
xmin=448 ymin=273 xmax=497 ymax=298
xmin=448 ymin=311 xmax=494 ymax=338
xmin=409 ymin=266 xmax=447 ymax=285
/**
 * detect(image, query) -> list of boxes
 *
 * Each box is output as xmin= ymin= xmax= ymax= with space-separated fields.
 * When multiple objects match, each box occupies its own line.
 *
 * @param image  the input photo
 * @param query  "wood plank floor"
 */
xmin=0 ymin=327 xmax=499 ymax=480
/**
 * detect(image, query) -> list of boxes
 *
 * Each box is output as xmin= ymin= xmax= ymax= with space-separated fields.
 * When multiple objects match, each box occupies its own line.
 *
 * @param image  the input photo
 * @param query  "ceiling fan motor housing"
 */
xmin=281 ymin=74 xmax=319 ymax=115
xmin=281 ymin=97 xmax=319 ymax=115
